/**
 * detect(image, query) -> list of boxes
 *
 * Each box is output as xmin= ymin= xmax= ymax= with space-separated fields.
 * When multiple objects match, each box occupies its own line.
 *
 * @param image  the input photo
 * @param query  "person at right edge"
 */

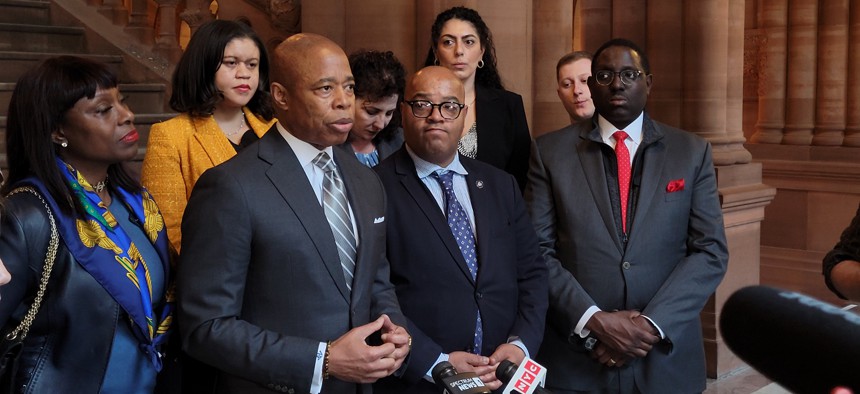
xmin=526 ymin=38 xmax=729 ymax=393
xmin=823 ymin=205 xmax=860 ymax=301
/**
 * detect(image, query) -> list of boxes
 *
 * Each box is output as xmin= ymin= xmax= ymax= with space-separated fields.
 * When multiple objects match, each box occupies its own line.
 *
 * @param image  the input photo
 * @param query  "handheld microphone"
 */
xmin=720 ymin=286 xmax=860 ymax=393
xmin=431 ymin=361 xmax=491 ymax=394
xmin=496 ymin=358 xmax=552 ymax=394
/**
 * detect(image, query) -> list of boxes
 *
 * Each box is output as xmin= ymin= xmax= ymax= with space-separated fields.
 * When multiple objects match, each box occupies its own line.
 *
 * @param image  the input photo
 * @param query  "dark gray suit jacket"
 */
xmin=178 ymin=127 xmax=405 ymax=394
xmin=526 ymin=115 xmax=728 ymax=393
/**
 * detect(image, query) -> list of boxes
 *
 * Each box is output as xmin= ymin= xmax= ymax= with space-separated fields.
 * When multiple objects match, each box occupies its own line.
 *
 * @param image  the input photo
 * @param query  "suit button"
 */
xmin=622 ymin=261 xmax=631 ymax=270
xmin=475 ymin=292 xmax=483 ymax=299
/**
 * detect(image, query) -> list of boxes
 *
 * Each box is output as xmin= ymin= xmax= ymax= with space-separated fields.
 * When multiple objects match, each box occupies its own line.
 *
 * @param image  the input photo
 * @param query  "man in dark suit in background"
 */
xmin=177 ymin=33 xmax=409 ymax=394
xmin=527 ymin=38 xmax=729 ymax=393
xmin=373 ymin=66 xmax=548 ymax=394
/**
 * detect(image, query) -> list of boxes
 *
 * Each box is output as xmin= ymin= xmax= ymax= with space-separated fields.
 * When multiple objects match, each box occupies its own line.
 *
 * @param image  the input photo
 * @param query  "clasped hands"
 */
xmin=447 ymin=343 xmax=526 ymax=391
xmin=326 ymin=314 xmax=411 ymax=383
xmin=586 ymin=310 xmax=660 ymax=368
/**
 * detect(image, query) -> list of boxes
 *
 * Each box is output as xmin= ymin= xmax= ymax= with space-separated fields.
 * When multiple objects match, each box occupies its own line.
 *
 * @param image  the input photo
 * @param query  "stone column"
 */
xmin=179 ymin=0 xmax=214 ymax=39
xmin=673 ymin=0 xmax=771 ymax=378
xmin=750 ymin=0 xmax=788 ymax=144
xmin=811 ymin=0 xmax=849 ymax=146
xmin=126 ymin=0 xmax=155 ymax=45
xmin=302 ymin=0 xmax=345 ymax=46
xmin=843 ymin=3 xmax=860 ymax=146
xmin=343 ymin=1 xmax=416 ymax=73
xmin=723 ymin=0 xmax=750 ymax=163
xmin=782 ymin=0 xmax=818 ymax=145
xmin=579 ymin=0 xmax=611 ymax=51
xmin=645 ymin=0 xmax=683 ymax=127
xmin=682 ymin=1 xmax=750 ymax=166
xmin=531 ymin=0 xmax=573 ymax=136
xmin=153 ymin=0 xmax=181 ymax=63
xmin=99 ymin=0 xmax=129 ymax=25
xmin=612 ymin=0 xmax=646 ymax=41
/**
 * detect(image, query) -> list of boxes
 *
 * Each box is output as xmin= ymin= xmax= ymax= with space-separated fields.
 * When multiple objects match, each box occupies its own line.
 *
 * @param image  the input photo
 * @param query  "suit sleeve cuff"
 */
xmin=640 ymin=315 xmax=666 ymax=339
xmin=574 ymin=306 xmax=602 ymax=338
xmin=310 ymin=342 xmax=326 ymax=393
xmin=424 ymin=353 xmax=450 ymax=383
xmin=507 ymin=337 xmax=530 ymax=359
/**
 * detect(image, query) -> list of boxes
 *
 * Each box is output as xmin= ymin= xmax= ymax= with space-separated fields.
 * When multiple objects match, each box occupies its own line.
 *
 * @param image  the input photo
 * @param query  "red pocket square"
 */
xmin=666 ymin=179 xmax=685 ymax=193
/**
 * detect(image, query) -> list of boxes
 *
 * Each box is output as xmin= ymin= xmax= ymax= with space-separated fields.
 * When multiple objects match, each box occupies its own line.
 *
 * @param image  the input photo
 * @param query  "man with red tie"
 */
xmin=526 ymin=38 xmax=729 ymax=393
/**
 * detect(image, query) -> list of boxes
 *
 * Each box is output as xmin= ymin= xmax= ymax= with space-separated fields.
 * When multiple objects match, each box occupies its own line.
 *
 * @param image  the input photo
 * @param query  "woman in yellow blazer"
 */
xmin=142 ymin=20 xmax=276 ymax=254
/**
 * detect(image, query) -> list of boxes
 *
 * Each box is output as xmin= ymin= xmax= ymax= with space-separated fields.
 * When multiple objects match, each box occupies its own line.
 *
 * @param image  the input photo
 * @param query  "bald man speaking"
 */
xmin=177 ymin=33 xmax=409 ymax=394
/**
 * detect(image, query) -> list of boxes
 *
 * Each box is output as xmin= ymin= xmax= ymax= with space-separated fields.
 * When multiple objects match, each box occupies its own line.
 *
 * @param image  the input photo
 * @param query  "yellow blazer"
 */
xmin=141 ymin=108 xmax=276 ymax=254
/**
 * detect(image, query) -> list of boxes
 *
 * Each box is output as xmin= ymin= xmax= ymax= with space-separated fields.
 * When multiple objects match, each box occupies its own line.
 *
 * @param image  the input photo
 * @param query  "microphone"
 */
xmin=496 ymin=358 xmax=552 ymax=394
xmin=720 ymin=286 xmax=860 ymax=393
xmin=431 ymin=361 xmax=491 ymax=394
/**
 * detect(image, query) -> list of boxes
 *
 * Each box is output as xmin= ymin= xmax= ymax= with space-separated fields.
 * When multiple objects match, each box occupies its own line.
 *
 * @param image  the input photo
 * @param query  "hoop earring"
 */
xmin=478 ymin=59 xmax=485 ymax=69
xmin=434 ymin=57 xmax=440 ymax=66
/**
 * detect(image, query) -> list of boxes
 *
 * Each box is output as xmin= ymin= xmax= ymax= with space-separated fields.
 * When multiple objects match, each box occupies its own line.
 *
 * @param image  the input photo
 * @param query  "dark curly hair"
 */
xmin=169 ymin=19 xmax=274 ymax=120
xmin=423 ymin=6 xmax=504 ymax=90
xmin=349 ymin=50 xmax=406 ymax=143
xmin=3 ymin=56 xmax=140 ymax=216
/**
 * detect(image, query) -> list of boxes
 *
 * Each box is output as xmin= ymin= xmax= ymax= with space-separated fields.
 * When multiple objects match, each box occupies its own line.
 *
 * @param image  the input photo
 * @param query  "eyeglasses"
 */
xmin=405 ymin=100 xmax=465 ymax=120
xmin=593 ymin=70 xmax=645 ymax=86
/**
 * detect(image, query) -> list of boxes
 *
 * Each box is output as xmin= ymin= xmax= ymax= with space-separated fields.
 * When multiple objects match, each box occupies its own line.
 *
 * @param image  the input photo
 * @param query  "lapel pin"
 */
xmin=476 ymin=180 xmax=484 ymax=189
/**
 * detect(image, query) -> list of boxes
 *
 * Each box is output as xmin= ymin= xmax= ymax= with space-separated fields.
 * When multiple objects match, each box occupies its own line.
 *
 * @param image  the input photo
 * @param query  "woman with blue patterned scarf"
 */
xmin=0 ymin=56 xmax=173 ymax=393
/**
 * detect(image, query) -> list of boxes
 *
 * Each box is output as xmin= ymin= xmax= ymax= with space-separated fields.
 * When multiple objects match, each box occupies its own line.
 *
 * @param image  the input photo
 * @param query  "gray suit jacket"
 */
xmin=177 ymin=127 xmax=405 ymax=394
xmin=526 ymin=115 xmax=728 ymax=393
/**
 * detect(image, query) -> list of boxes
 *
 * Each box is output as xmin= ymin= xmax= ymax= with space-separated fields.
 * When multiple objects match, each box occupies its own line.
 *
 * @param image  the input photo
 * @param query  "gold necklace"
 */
xmin=93 ymin=176 xmax=108 ymax=193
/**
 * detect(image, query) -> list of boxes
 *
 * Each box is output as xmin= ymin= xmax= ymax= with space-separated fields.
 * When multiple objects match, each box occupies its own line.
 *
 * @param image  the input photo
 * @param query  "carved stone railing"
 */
xmin=83 ymin=0 xmax=301 ymax=68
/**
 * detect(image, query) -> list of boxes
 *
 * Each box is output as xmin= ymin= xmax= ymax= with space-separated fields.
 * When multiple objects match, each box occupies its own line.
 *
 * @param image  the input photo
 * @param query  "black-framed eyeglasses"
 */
xmin=405 ymin=100 xmax=465 ymax=120
xmin=594 ymin=70 xmax=645 ymax=86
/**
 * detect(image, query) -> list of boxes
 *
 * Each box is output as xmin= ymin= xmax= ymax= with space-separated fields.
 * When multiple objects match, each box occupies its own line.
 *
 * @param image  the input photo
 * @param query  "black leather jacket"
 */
xmin=1 ymin=191 xmax=128 ymax=393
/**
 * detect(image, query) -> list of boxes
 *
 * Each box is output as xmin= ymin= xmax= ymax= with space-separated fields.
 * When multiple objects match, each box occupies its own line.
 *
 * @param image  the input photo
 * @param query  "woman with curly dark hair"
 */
xmin=424 ymin=6 xmax=531 ymax=190
xmin=341 ymin=49 xmax=406 ymax=167
xmin=141 ymin=19 xmax=276 ymax=254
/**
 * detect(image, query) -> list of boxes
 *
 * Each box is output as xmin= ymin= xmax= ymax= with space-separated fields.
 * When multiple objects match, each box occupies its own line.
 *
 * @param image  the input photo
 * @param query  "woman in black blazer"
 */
xmin=424 ymin=6 xmax=531 ymax=190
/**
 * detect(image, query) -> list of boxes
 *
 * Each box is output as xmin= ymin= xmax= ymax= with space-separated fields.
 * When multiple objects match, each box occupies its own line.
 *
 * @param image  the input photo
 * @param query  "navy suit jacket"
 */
xmin=526 ymin=115 xmax=728 ymax=393
xmin=373 ymin=147 xmax=548 ymax=394
xmin=178 ymin=128 xmax=405 ymax=394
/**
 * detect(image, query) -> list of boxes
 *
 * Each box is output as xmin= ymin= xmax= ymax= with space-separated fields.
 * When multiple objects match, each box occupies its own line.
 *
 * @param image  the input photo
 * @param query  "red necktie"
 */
xmin=613 ymin=131 xmax=631 ymax=233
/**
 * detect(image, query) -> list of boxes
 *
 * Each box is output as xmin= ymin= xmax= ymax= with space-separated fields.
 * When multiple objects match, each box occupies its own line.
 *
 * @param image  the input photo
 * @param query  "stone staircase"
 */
xmin=0 ymin=0 xmax=175 ymax=174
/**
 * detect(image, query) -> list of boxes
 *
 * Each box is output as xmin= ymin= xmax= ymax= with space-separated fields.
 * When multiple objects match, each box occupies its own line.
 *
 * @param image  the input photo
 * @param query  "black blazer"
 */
xmin=178 ymin=128 xmax=405 ymax=394
xmin=474 ymin=85 xmax=532 ymax=191
xmin=373 ymin=148 xmax=548 ymax=394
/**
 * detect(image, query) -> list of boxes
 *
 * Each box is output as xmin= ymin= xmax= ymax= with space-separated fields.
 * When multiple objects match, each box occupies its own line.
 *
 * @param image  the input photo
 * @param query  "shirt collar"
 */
xmin=597 ymin=112 xmax=644 ymax=145
xmin=404 ymin=144 xmax=469 ymax=179
xmin=277 ymin=122 xmax=335 ymax=167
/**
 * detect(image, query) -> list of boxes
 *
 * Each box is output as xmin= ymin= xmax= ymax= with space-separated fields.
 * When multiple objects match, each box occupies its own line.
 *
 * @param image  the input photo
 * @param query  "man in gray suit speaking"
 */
xmin=177 ymin=33 xmax=410 ymax=393
xmin=526 ymin=38 xmax=729 ymax=393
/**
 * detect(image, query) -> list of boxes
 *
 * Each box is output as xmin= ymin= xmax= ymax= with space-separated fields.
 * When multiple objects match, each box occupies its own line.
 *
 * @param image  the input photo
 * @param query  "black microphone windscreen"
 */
xmin=432 ymin=361 xmax=457 ymax=389
xmin=720 ymin=286 xmax=860 ymax=393
xmin=496 ymin=359 xmax=518 ymax=383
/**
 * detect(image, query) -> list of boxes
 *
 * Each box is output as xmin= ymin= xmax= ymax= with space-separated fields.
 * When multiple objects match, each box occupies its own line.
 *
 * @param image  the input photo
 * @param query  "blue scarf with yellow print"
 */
xmin=21 ymin=158 xmax=173 ymax=370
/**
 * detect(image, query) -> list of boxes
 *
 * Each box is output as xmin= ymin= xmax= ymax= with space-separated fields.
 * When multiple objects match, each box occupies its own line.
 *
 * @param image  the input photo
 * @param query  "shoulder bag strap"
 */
xmin=5 ymin=186 xmax=59 ymax=341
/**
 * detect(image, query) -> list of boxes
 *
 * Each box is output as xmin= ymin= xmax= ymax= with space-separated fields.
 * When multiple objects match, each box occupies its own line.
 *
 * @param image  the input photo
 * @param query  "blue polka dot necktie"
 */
xmin=432 ymin=170 xmax=483 ymax=354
